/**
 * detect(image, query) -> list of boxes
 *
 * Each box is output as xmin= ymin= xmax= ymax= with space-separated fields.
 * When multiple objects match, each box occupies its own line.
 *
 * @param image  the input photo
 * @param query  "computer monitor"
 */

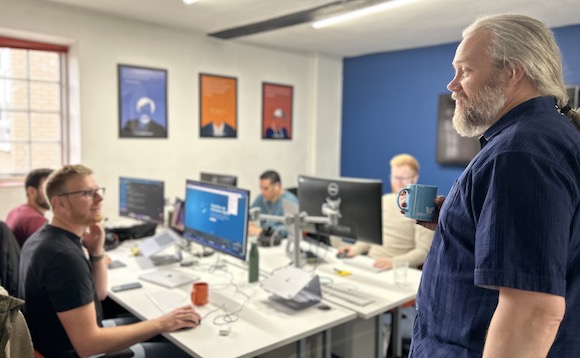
xmin=298 ymin=175 xmax=383 ymax=245
xmin=182 ymin=180 xmax=250 ymax=261
xmin=119 ymin=177 xmax=165 ymax=224
xmin=200 ymin=172 xmax=238 ymax=187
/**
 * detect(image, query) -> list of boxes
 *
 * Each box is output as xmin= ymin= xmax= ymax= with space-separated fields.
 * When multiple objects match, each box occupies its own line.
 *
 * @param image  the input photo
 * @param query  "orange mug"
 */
xmin=190 ymin=282 xmax=208 ymax=306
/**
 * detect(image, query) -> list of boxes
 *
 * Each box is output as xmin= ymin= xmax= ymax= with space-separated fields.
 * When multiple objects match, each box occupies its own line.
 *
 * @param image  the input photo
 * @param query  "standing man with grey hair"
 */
xmin=411 ymin=15 xmax=580 ymax=357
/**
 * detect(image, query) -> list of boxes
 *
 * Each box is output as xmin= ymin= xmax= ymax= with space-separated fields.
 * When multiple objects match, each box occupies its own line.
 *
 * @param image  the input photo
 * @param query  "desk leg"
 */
xmin=392 ymin=307 xmax=402 ymax=358
xmin=323 ymin=329 xmax=332 ymax=358
xmin=375 ymin=315 xmax=383 ymax=358
xmin=296 ymin=338 xmax=306 ymax=358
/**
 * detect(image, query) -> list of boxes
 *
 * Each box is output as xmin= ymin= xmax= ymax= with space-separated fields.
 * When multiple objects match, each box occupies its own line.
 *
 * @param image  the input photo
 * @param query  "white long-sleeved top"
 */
xmin=349 ymin=193 xmax=434 ymax=268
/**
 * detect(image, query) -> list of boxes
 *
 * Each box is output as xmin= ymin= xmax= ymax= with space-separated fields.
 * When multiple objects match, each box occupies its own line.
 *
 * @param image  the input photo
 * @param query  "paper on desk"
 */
xmin=147 ymin=290 xmax=189 ymax=313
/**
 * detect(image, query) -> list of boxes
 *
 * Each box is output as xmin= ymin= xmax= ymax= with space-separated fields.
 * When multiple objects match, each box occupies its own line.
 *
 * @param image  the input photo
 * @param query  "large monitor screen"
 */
xmin=183 ymin=180 xmax=249 ymax=261
xmin=298 ymin=175 xmax=383 ymax=245
xmin=119 ymin=177 xmax=165 ymax=224
xmin=200 ymin=172 xmax=238 ymax=187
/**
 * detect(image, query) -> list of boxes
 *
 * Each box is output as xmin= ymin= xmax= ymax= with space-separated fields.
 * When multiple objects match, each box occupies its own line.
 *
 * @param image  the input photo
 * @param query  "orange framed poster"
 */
xmin=199 ymin=73 xmax=237 ymax=138
xmin=262 ymin=82 xmax=293 ymax=140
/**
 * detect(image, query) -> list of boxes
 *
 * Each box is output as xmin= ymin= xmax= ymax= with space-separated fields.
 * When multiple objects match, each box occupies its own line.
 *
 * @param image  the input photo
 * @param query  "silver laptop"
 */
xmin=139 ymin=269 xmax=199 ymax=288
xmin=261 ymin=266 xmax=321 ymax=309
xmin=138 ymin=230 xmax=181 ymax=258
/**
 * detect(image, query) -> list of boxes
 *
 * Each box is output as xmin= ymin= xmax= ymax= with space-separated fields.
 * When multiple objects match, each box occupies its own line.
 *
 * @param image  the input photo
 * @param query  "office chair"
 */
xmin=0 ymin=285 xmax=34 ymax=358
xmin=286 ymin=187 xmax=298 ymax=196
xmin=0 ymin=222 xmax=20 ymax=297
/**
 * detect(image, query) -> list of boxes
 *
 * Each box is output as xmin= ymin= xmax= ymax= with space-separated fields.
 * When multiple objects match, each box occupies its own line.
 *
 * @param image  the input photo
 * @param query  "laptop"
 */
xmin=138 ymin=269 xmax=199 ymax=288
xmin=138 ymin=229 xmax=182 ymax=258
xmin=261 ymin=266 xmax=322 ymax=309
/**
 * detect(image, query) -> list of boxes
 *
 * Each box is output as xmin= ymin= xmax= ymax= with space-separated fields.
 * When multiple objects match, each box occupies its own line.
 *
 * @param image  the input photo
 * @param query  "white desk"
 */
xmin=258 ymin=241 xmax=421 ymax=358
xmin=105 ymin=240 xmax=356 ymax=358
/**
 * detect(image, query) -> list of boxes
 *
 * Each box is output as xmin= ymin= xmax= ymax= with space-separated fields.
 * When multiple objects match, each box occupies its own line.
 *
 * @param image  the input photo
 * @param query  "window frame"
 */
xmin=0 ymin=36 xmax=69 ymax=186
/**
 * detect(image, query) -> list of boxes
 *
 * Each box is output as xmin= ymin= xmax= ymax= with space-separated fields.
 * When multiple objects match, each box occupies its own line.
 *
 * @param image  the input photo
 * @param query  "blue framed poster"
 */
xmin=118 ymin=64 xmax=168 ymax=138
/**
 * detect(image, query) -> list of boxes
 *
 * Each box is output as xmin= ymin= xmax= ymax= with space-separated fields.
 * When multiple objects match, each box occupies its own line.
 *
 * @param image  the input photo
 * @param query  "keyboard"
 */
xmin=341 ymin=259 xmax=387 ymax=273
xmin=321 ymin=285 xmax=374 ymax=306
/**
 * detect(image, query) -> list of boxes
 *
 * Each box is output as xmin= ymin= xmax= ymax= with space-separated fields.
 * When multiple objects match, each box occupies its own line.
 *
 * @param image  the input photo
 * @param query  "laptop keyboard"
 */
xmin=155 ymin=232 xmax=176 ymax=246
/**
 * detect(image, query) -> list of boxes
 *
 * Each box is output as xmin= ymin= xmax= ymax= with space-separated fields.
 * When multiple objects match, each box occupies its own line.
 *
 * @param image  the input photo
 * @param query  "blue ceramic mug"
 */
xmin=396 ymin=184 xmax=438 ymax=221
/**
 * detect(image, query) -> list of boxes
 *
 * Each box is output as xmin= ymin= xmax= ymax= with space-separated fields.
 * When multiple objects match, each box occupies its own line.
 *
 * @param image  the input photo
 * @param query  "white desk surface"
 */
xmin=258 ymin=241 xmax=421 ymax=319
xmin=106 ymin=240 xmax=356 ymax=358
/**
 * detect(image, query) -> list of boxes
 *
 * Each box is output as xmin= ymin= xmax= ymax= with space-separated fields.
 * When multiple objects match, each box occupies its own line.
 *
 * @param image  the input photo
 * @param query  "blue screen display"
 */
xmin=183 ymin=180 xmax=249 ymax=261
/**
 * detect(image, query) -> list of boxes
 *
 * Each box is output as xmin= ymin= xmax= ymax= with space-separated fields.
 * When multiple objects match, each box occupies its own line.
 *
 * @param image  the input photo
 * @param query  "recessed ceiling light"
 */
xmin=183 ymin=0 xmax=198 ymax=4
xmin=313 ymin=0 xmax=420 ymax=29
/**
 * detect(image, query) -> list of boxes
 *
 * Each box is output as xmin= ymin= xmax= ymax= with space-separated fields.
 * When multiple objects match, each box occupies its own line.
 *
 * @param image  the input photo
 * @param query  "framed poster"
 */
xmin=118 ymin=64 xmax=168 ymax=138
xmin=199 ymin=73 xmax=237 ymax=138
xmin=262 ymin=82 xmax=293 ymax=140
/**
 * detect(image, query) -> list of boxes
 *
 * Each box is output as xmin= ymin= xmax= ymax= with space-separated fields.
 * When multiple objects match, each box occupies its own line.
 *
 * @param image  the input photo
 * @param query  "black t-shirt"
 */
xmin=20 ymin=225 xmax=103 ymax=358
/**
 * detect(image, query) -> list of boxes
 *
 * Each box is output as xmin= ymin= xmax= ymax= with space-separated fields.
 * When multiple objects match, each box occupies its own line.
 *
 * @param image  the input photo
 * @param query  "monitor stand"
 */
xmin=150 ymin=251 xmax=182 ymax=266
xmin=193 ymin=248 xmax=214 ymax=258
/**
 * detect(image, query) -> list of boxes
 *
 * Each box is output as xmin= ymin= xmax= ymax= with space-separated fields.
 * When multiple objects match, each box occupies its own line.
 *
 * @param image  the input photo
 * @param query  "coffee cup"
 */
xmin=396 ymin=184 xmax=438 ymax=222
xmin=190 ymin=282 xmax=208 ymax=306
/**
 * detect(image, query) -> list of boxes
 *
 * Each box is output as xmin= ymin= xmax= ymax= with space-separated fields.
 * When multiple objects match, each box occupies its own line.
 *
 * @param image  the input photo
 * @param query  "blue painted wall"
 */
xmin=341 ymin=24 xmax=580 ymax=196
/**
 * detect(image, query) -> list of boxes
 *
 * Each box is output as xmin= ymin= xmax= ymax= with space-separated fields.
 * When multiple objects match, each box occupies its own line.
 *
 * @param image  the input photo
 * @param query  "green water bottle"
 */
xmin=249 ymin=242 xmax=259 ymax=283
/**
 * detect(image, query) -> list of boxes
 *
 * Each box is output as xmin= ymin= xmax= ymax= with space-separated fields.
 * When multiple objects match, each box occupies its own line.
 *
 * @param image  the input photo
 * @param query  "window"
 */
xmin=0 ymin=37 xmax=68 ymax=180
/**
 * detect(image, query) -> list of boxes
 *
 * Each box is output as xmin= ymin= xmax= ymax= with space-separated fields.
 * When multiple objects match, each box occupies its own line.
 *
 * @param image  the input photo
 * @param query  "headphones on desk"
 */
xmin=104 ymin=231 xmax=120 ymax=251
xmin=257 ymin=226 xmax=283 ymax=247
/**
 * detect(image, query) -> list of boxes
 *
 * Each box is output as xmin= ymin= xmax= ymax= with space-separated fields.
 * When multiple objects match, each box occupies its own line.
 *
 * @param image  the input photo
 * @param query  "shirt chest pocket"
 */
xmin=439 ymin=180 xmax=462 ymax=232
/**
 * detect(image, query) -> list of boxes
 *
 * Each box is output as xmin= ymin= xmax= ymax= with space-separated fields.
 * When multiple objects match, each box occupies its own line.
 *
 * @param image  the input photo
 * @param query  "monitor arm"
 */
xmin=250 ymin=207 xmax=338 ymax=267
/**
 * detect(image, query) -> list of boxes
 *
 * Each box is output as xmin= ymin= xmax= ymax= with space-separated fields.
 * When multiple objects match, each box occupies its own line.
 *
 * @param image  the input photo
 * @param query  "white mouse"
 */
xmin=219 ymin=325 xmax=232 ymax=336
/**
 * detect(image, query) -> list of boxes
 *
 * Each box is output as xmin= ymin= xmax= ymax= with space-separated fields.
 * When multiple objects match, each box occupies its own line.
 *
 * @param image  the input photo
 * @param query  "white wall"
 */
xmin=0 ymin=0 xmax=343 ymax=221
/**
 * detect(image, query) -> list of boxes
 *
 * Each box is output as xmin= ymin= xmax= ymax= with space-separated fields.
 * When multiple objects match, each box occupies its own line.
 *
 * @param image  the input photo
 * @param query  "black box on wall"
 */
xmin=436 ymin=94 xmax=480 ymax=166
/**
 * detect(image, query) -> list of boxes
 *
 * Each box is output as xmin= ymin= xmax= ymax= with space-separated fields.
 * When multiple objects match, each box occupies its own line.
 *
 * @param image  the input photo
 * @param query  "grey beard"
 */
xmin=452 ymin=79 xmax=507 ymax=138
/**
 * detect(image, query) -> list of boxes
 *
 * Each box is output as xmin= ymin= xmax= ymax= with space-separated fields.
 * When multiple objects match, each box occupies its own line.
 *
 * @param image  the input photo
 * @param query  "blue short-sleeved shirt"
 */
xmin=411 ymin=96 xmax=580 ymax=357
xmin=251 ymin=190 xmax=298 ymax=237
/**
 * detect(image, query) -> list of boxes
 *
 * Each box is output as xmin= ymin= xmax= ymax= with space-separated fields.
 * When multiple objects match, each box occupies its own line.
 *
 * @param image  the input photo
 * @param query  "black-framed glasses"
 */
xmin=58 ymin=187 xmax=106 ymax=199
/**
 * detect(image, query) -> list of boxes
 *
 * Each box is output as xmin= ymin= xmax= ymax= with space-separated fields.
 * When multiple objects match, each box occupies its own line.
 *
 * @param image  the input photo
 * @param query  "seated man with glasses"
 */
xmin=337 ymin=154 xmax=434 ymax=270
xmin=19 ymin=164 xmax=200 ymax=358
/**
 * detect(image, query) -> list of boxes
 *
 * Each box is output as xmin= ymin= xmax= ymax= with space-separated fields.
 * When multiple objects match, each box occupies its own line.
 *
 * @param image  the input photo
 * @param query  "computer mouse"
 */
xmin=218 ymin=325 xmax=232 ymax=336
xmin=318 ymin=304 xmax=331 ymax=311
xmin=336 ymin=251 xmax=349 ymax=259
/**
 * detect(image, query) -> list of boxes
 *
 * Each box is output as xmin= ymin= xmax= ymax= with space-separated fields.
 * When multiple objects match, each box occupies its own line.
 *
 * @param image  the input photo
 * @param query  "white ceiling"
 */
xmin=43 ymin=0 xmax=580 ymax=58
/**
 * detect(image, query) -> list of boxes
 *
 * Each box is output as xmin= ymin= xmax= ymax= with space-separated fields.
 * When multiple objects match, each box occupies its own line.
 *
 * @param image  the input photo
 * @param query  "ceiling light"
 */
xmin=183 ymin=0 xmax=198 ymax=4
xmin=312 ymin=0 xmax=419 ymax=29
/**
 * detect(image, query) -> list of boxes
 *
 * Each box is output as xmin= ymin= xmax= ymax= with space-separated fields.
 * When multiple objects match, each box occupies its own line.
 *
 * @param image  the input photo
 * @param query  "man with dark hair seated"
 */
xmin=6 ymin=168 xmax=53 ymax=247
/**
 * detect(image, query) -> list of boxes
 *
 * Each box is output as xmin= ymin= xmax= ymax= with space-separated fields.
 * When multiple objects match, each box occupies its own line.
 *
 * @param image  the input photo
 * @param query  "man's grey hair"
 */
xmin=463 ymin=14 xmax=580 ymax=129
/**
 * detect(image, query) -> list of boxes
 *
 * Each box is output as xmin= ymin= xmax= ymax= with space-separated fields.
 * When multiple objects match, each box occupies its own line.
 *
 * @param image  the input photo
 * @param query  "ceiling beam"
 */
xmin=207 ymin=0 xmax=388 ymax=39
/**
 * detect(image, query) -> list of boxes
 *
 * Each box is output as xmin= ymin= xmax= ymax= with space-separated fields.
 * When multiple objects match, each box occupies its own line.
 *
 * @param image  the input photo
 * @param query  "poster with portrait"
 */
xmin=262 ymin=82 xmax=293 ymax=140
xmin=118 ymin=64 xmax=168 ymax=138
xmin=199 ymin=74 xmax=237 ymax=138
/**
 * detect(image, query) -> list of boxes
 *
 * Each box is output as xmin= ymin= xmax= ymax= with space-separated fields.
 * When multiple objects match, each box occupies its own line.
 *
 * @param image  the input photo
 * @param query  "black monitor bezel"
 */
xmin=298 ymin=174 xmax=383 ymax=246
xmin=118 ymin=176 xmax=165 ymax=224
xmin=199 ymin=172 xmax=238 ymax=187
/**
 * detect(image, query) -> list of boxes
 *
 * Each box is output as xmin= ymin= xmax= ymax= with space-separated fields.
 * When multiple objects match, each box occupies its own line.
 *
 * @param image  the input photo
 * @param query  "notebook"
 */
xmin=138 ymin=269 xmax=199 ymax=288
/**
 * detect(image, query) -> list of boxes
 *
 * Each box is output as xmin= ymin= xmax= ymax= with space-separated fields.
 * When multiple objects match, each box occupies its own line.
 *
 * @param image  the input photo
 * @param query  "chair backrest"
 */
xmin=0 ymin=222 xmax=20 ymax=297
xmin=286 ymin=187 xmax=298 ymax=196
xmin=0 ymin=286 xmax=34 ymax=358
